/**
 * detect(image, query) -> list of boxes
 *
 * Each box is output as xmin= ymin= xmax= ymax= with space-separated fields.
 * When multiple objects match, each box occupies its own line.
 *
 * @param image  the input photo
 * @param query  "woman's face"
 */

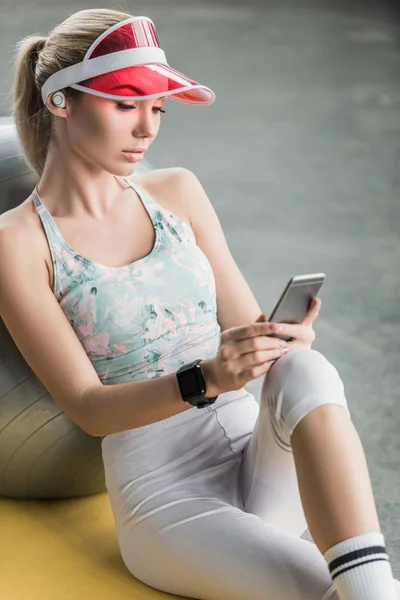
xmin=60 ymin=92 xmax=166 ymax=175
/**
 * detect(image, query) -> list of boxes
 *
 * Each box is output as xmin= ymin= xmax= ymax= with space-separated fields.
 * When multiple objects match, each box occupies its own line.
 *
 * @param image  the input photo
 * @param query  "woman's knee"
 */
xmin=261 ymin=348 xmax=351 ymax=444
xmin=269 ymin=348 xmax=342 ymax=383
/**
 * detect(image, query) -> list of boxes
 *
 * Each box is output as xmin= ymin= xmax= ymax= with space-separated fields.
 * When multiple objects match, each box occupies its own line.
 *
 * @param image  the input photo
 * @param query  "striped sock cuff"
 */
xmin=324 ymin=532 xmax=389 ymax=581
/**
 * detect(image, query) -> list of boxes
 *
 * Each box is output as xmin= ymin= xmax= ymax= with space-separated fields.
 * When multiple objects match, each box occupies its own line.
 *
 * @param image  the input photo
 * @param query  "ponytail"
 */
xmin=12 ymin=36 xmax=50 ymax=176
xmin=11 ymin=8 xmax=133 ymax=177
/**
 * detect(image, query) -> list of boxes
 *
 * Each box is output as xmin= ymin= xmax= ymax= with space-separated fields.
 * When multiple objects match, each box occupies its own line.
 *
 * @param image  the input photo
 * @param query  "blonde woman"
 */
xmin=1 ymin=8 xmax=399 ymax=600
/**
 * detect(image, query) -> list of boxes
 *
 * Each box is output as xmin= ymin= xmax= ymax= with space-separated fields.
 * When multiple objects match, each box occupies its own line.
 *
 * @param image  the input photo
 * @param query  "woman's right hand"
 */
xmin=202 ymin=313 xmax=289 ymax=396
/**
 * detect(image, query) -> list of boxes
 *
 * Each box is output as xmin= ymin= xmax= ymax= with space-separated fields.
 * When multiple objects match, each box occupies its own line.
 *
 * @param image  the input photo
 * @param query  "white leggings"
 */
xmin=100 ymin=349 xmax=386 ymax=600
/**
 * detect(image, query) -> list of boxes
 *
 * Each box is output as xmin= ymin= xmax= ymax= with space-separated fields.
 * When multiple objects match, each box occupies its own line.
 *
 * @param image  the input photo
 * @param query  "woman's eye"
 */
xmin=116 ymin=103 xmax=136 ymax=111
xmin=116 ymin=103 xmax=166 ymax=114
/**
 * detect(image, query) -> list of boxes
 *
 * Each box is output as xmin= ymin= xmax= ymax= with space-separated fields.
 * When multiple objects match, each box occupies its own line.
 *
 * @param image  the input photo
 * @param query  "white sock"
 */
xmin=323 ymin=532 xmax=397 ymax=600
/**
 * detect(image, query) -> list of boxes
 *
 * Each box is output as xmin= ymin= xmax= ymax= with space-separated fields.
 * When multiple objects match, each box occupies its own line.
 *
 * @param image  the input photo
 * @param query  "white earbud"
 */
xmin=51 ymin=91 xmax=66 ymax=108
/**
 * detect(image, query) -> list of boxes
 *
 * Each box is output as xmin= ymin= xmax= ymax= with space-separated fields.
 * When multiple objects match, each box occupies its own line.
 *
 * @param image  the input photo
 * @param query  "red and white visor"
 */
xmin=41 ymin=16 xmax=215 ymax=105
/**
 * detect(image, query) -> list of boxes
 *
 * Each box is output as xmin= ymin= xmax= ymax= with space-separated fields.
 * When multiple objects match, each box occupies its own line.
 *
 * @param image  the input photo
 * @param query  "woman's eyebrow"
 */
xmin=110 ymin=84 xmax=144 ymax=94
xmin=110 ymin=86 xmax=167 ymax=102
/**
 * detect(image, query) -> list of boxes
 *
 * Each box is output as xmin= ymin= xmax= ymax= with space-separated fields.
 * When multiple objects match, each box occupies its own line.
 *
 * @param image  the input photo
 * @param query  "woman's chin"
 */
xmin=111 ymin=163 xmax=137 ymax=178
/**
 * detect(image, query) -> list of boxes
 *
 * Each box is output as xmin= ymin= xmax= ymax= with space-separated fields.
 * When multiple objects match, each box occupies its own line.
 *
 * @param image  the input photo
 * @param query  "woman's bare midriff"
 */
xmin=13 ymin=171 xmax=191 ymax=292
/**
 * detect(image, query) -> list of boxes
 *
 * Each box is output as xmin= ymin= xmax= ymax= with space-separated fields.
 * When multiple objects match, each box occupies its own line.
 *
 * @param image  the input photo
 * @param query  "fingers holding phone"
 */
xmin=209 ymin=274 xmax=325 ymax=394
xmin=212 ymin=319 xmax=290 ymax=392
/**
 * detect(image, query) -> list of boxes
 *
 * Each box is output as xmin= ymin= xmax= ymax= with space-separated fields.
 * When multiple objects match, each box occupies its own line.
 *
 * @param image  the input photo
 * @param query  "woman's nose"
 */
xmin=133 ymin=109 xmax=159 ymax=139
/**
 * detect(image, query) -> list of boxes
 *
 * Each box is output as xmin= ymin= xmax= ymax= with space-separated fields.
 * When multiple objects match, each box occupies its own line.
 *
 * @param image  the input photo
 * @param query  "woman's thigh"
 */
xmin=239 ymin=388 xmax=309 ymax=537
xmin=117 ymin=496 xmax=336 ymax=600
xmin=209 ymin=385 xmax=308 ymax=538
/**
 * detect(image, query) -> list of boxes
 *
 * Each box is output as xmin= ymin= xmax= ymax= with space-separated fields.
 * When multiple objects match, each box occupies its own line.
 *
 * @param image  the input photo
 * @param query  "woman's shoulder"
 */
xmin=129 ymin=167 xmax=198 ymax=226
xmin=0 ymin=195 xmax=52 ymax=282
xmin=0 ymin=194 xmax=39 ymax=237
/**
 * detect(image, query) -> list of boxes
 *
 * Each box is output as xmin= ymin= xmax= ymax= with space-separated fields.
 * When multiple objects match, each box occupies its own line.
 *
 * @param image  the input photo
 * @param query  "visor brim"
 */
xmin=72 ymin=63 xmax=215 ymax=105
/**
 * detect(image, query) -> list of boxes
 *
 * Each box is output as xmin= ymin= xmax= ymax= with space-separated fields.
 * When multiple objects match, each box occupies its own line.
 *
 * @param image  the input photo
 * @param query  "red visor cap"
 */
xmin=72 ymin=20 xmax=215 ymax=105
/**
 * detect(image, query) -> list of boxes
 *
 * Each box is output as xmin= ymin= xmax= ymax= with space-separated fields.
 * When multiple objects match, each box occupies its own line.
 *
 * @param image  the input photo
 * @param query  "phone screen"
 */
xmin=267 ymin=273 xmax=325 ymax=342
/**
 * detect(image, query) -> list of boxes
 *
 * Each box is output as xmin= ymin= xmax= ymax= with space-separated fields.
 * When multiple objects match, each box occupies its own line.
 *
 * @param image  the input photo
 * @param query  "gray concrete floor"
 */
xmin=1 ymin=0 xmax=399 ymax=578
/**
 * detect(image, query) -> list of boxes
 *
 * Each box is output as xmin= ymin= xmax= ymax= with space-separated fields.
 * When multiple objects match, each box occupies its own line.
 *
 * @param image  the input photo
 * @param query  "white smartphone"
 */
xmin=266 ymin=273 xmax=326 ymax=342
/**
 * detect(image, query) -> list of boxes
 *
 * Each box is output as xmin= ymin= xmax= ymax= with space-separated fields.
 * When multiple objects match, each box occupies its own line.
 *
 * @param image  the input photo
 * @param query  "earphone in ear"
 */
xmin=51 ymin=91 xmax=66 ymax=108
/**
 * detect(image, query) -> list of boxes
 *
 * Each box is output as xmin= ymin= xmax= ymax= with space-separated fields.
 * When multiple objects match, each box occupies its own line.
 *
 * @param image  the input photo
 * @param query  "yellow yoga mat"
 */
xmin=1 ymin=492 xmax=189 ymax=600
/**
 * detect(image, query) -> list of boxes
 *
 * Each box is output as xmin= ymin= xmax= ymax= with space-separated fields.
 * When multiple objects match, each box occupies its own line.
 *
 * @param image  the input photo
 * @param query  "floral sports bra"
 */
xmin=32 ymin=176 xmax=221 ymax=386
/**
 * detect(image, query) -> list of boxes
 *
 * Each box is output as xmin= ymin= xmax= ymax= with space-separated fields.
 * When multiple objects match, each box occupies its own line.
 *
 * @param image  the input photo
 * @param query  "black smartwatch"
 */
xmin=176 ymin=359 xmax=219 ymax=409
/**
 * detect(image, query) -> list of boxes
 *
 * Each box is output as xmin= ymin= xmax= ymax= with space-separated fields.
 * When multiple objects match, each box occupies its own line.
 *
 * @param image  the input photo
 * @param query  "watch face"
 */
xmin=179 ymin=368 xmax=202 ymax=397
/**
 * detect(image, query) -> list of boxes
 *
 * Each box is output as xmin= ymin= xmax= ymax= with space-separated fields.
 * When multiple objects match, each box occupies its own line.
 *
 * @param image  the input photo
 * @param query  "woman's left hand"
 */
xmin=270 ymin=297 xmax=322 ymax=351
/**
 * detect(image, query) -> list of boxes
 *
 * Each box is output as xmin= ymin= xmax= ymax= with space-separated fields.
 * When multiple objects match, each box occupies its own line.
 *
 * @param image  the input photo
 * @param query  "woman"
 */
xmin=1 ymin=8 xmax=398 ymax=600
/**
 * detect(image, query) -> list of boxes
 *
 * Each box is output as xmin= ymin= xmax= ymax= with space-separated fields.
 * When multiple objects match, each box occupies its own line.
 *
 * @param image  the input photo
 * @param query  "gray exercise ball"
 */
xmin=0 ymin=116 xmax=153 ymax=499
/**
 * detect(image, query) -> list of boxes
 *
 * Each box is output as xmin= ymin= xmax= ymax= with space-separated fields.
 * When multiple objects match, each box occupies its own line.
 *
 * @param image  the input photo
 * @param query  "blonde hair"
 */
xmin=12 ymin=8 xmax=133 ymax=176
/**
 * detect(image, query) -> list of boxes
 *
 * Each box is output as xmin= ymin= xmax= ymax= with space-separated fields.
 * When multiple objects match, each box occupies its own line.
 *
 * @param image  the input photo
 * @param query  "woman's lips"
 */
xmin=122 ymin=150 xmax=145 ymax=162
